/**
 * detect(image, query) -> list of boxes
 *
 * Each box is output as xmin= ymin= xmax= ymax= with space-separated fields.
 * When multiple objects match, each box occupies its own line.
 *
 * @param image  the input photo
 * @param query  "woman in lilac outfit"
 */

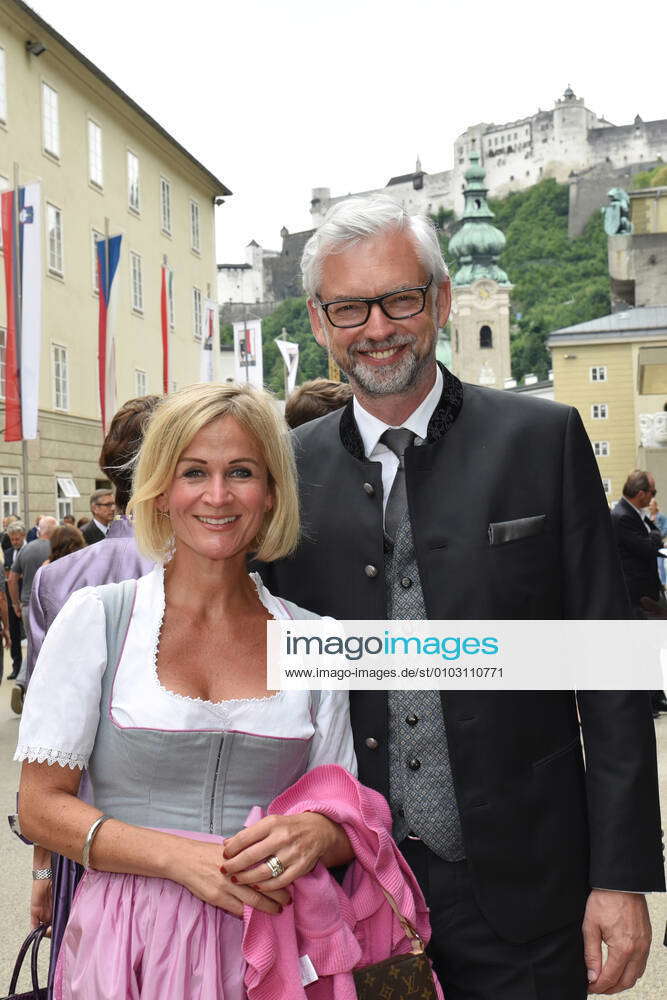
xmin=16 ymin=384 xmax=356 ymax=999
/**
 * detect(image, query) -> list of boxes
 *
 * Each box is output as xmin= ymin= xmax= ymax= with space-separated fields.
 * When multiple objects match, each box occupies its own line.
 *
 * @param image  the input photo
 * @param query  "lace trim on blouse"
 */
xmin=149 ymin=567 xmax=287 ymax=712
xmin=14 ymin=745 xmax=87 ymax=769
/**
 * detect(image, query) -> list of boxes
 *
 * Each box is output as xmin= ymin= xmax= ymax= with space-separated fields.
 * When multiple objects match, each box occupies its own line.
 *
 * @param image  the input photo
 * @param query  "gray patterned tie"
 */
xmin=381 ymin=428 xmax=416 ymax=542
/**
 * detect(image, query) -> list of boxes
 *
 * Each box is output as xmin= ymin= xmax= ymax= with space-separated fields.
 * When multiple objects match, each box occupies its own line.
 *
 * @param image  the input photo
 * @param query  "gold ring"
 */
xmin=265 ymin=854 xmax=285 ymax=878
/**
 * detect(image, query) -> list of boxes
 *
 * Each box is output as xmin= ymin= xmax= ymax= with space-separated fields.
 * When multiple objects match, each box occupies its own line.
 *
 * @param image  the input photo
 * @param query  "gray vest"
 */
xmin=89 ymin=580 xmax=316 ymax=837
xmin=386 ymin=509 xmax=465 ymax=861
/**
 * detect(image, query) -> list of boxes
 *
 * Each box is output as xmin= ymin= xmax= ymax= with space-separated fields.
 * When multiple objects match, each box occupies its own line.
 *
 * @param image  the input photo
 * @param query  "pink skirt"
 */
xmin=54 ymin=831 xmax=246 ymax=1000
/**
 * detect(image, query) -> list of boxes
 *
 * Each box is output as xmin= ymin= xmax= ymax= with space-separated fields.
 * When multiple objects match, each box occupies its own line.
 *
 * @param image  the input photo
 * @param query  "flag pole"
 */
xmin=12 ymin=162 xmax=30 ymax=526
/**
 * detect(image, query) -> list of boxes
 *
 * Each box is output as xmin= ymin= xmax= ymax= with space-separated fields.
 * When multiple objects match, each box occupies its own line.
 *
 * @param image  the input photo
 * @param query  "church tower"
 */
xmin=448 ymin=152 xmax=513 ymax=388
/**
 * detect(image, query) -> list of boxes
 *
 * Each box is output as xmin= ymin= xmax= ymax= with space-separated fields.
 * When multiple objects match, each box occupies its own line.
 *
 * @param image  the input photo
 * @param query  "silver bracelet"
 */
xmin=32 ymin=868 xmax=52 ymax=880
xmin=81 ymin=814 xmax=111 ymax=870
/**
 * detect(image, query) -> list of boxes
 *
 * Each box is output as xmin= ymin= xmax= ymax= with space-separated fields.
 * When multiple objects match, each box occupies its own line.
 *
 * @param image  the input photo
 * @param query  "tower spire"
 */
xmin=448 ymin=150 xmax=510 ymax=287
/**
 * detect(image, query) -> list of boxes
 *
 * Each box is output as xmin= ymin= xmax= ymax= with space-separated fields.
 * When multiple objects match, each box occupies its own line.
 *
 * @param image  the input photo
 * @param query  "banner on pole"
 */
xmin=200 ymin=299 xmax=219 ymax=383
xmin=233 ymin=319 xmax=263 ymax=387
xmin=160 ymin=264 xmax=173 ymax=393
xmin=1 ymin=183 xmax=42 ymax=441
xmin=274 ymin=337 xmax=299 ymax=395
xmin=96 ymin=235 xmax=122 ymax=432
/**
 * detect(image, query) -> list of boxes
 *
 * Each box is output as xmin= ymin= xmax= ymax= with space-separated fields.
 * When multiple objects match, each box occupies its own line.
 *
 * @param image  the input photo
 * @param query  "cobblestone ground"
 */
xmin=1 ymin=671 xmax=665 ymax=996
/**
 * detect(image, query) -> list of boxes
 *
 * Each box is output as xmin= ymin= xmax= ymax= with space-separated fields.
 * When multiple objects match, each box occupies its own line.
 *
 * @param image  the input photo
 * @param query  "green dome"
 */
xmin=448 ymin=151 xmax=510 ymax=287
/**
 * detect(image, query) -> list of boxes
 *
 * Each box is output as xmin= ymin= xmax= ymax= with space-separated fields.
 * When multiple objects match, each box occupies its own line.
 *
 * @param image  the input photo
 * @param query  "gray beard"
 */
xmin=344 ymin=339 xmax=435 ymax=395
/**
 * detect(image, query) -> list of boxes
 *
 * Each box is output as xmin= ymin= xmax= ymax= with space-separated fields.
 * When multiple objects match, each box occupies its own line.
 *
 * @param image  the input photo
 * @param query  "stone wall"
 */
xmin=568 ymin=160 xmax=663 ymax=237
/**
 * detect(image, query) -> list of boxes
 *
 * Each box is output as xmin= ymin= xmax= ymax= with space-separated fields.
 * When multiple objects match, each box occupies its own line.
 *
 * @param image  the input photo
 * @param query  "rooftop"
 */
xmin=547 ymin=306 xmax=667 ymax=345
xmin=13 ymin=1 xmax=231 ymax=196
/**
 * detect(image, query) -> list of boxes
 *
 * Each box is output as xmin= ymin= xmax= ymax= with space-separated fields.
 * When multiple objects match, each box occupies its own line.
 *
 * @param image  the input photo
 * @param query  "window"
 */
xmin=53 ymin=344 xmax=69 ymax=410
xmin=91 ymin=229 xmax=103 ymax=293
xmin=593 ymin=441 xmax=610 ymax=457
xmin=0 ymin=326 xmax=5 ymax=398
xmin=42 ymin=82 xmax=60 ymax=157
xmin=479 ymin=325 xmax=493 ymax=349
xmin=192 ymin=286 xmax=202 ymax=340
xmin=88 ymin=120 xmax=103 ymax=187
xmin=160 ymin=177 xmax=172 ymax=235
xmin=56 ymin=477 xmax=79 ymax=520
xmin=190 ymin=199 xmax=200 ymax=252
xmin=0 ymin=47 xmax=6 ymax=123
xmin=1 ymin=473 xmax=19 ymax=519
xmin=590 ymin=365 xmax=607 ymax=382
xmin=135 ymin=369 xmax=148 ymax=396
xmin=591 ymin=404 xmax=608 ymax=420
xmin=47 ymin=203 xmax=64 ymax=275
xmin=601 ymin=478 xmax=611 ymax=496
xmin=130 ymin=251 xmax=143 ymax=313
xmin=127 ymin=151 xmax=140 ymax=212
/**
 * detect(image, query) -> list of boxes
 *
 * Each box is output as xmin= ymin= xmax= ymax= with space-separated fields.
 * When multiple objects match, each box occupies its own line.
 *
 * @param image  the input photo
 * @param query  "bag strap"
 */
xmin=7 ymin=924 xmax=48 ymax=997
xmin=380 ymin=888 xmax=425 ymax=955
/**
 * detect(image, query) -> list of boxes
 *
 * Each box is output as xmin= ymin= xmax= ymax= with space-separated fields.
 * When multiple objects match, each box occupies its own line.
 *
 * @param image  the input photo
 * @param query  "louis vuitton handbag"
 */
xmin=352 ymin=890 xmax=439 ymax=999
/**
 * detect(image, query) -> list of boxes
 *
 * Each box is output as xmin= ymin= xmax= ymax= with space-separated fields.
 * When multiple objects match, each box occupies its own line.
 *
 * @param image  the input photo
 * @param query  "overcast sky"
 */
xmin=29 ymin=0 xmax=667 ymax=261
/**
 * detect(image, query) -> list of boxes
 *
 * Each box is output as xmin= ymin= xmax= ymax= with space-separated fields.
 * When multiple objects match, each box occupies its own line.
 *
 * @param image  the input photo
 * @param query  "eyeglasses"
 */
xmin=317 ymin=276 xmax=433 ymax=329
xmin=94 ymin=501 xmax=115 ymax=508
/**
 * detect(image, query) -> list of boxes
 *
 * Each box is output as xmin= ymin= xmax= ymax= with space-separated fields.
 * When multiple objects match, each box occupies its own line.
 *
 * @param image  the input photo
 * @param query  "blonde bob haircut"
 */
xmin=127 ymin=382 xmax=299 ymax=564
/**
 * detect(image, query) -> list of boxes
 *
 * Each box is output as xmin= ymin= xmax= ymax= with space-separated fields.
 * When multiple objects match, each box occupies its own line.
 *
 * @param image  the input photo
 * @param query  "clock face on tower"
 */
xmin=475 ymin=280 xmax=494 ymax=302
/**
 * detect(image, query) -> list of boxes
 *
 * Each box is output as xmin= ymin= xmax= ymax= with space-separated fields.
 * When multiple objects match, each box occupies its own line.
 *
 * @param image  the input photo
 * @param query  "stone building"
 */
xmin=548 ymin=307 xmax=667 ymax=503
xmin=448 ymin=155 xmax=512 ymax=389
xmin=548 ymin=182 xmax=667 ymax=502
xmin=217 ymin=239 xmax=278 ymax=308
xmin=0 ymin=1 xmax=229 ymax=523
xmin=607 ymin=186 xmax=667 ymax=310
xmin=310 ymin=88 xmax=666 ymax=225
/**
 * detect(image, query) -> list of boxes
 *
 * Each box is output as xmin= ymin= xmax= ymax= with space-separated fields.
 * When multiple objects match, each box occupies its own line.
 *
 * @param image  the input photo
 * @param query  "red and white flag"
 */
xmin=0 ymin=183 xmax=42 ymax=441
xmin=233 ymin=318 xmax=264 ymax=388
xmin=200 ymin=299 xmax=219 ymax=383
xmin=96 ymin=234 xmax=122 ymax=432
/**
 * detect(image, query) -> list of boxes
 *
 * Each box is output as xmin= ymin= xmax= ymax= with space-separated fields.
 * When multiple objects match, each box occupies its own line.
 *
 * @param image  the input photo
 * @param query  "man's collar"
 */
xmin=340 ymin=363 xmax=464 ymax=460
xmin=621 ymin=496 xmax=646 ymax=519
xmin=353 ymin=366 xmax=443 ymax=458
xmin=92 ymin=517 xmax=108 ymax=535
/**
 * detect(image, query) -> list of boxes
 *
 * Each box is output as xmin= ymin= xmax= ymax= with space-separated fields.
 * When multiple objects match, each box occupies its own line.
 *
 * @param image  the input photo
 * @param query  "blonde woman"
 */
xmin=16 ymin=383 xmax=356 ymax=999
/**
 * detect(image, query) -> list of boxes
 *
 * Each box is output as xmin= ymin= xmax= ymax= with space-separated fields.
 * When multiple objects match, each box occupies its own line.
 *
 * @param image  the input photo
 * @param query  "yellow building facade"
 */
xmin=548 ymin=309 xmax=667 ymax=503
xmin=0 ymin=1 xmax=229 ymax=521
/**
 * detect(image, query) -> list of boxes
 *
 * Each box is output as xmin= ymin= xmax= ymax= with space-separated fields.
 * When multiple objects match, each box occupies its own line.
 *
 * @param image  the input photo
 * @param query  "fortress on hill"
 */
xmin=218 ymin=88 xmax=667 ymax=314
xmin=309 ymin=87 xmax=667 ymax=227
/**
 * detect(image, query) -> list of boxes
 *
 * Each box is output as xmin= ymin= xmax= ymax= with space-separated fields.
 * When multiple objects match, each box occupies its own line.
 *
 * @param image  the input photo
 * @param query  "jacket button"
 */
xmin=364 ymin=564 xmax=378 ymax=578
xmin=363 ymin=482 xmax=375 ymax=496
xmin=400 ymin=577 xmax=412 ymax=589
xmin=407 ymin=757 xmax=421 ymax=771
xmin=365 ymin=737 xmax=379 ymax=750
xmin=406 ymin=713 xmax=419 ymax=726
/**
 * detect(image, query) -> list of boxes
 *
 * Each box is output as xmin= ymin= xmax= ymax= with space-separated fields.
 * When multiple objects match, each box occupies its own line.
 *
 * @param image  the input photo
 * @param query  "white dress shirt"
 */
xmin=353 ymin=366 xmax=443 ymax=511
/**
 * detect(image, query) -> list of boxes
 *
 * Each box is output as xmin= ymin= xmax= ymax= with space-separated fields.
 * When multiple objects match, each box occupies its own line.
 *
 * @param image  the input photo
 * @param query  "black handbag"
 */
xmin=2 ymin=925 xmax=49 ymax=1000
xmin=353 ymin=890 xmax=439 ymax=999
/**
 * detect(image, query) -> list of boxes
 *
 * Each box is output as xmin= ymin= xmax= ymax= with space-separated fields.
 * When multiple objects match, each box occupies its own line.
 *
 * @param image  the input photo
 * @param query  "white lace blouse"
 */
xmin=15 ymin=566 xmax=357 ymax=776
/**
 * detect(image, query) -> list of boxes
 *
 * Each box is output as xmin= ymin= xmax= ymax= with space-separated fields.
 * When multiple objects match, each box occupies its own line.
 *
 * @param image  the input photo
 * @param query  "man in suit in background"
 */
xmin=259 ymin=195 xmax=664 ymax=999
xmin=611 ymin=470 xmax=667 ymax=716
xmin=611 ymin=470 xmax=663 ymax=612
xmin=81 ymin=488 xmax=116 ymax=545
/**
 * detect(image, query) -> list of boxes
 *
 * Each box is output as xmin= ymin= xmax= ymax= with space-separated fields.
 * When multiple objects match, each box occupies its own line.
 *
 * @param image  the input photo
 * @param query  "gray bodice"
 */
xmin=88 ymin=580 xmax=315 ymax=837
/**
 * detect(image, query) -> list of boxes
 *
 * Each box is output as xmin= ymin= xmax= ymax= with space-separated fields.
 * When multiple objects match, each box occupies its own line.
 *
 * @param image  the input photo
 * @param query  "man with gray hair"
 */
xmin=8 ymin=515 xmax=57 ymax=712
xmin=258 ymin=195 xmax=663 ymax=997
xmin=81 ymin=488 xmax=116 ymax=545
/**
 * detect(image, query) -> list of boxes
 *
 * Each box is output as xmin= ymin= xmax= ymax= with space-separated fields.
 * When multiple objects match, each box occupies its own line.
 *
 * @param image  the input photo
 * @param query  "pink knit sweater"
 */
xmin=242 ymin=764 xmax=444 ymax=1000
